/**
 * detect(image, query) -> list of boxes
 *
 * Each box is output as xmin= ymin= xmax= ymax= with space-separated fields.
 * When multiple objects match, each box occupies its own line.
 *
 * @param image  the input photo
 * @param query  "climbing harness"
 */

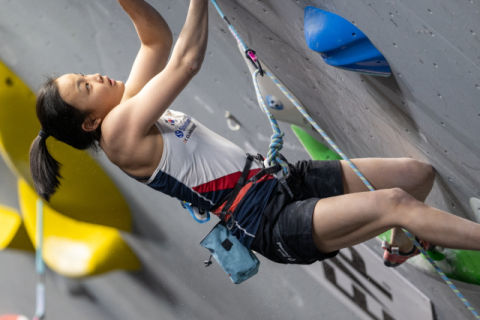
xmin=215 ymin=153 xmax=255 ymax=228
xmin=33 ymin=199 xmax=46 ymax=320
xmin=209 ymin=0 xmax=480 ymax=317
xmin=193 ymin=152 xmax=281 ymax=283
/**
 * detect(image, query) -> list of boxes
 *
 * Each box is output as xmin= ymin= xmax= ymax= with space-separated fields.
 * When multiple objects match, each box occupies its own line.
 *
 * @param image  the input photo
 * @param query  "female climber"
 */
xmin=29 ymin=0 xmax=480 ymax=268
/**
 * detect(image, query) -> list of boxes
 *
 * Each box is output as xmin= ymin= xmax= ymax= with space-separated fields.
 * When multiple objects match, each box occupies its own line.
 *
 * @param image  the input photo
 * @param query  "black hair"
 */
xmin=29 ymin=76 xmax=101 ymax=201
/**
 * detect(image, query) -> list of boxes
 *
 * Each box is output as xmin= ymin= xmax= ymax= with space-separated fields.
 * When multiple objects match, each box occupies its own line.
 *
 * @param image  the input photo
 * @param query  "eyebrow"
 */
xmin=73 ymin=74 xmax=83 ymax=93
xmin=76 ymin=78 xmax=82 ymax=93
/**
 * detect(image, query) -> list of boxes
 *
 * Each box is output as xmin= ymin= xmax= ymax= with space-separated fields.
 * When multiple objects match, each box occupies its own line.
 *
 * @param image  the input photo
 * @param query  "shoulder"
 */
xmin=101 ymin=102 xmax=132 ymax=144
xmin=100 ymin=101 xmax=138 ymax=162
xmin=100 ymin=103 xmax=163 ymax=169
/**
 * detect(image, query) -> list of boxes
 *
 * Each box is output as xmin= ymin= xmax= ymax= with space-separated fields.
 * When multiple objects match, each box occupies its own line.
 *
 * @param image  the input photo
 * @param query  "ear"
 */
xmin=82 ymin=117 xmax=102 ymax=132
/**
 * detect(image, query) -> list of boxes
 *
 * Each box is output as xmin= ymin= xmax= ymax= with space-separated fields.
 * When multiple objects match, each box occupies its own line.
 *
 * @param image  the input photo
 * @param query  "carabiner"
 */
xmin=245 ymin=49 xmax=264 ymax=76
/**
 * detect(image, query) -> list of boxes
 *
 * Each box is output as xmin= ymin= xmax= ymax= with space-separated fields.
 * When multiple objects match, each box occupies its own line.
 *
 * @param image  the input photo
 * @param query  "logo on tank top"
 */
xmin=164 ymin=119 xmax=176 ymax=126
xmin=175 ymin=130 xmax=184 ymax=138
xmin=172 ymin=116 xmax=197 ymax=143
xmin=178 ymin=118 xmax=191 ymax=131
xmin=183 ymin=123 xmax=197 ymax=144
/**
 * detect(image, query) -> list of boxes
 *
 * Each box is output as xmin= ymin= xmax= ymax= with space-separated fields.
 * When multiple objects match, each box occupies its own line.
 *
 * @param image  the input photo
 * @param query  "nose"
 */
xmin=95 ymin=73 xmax=103 ymax=83
xmin=86 ymin=73 xmax=103 ymax=83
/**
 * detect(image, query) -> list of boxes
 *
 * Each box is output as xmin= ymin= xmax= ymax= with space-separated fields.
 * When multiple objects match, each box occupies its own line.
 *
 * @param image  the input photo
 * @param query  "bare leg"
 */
xmin=312 ymin=188 xmax=480 ymax=253
xmin=339 ymin=158 xmax=435 ymax=251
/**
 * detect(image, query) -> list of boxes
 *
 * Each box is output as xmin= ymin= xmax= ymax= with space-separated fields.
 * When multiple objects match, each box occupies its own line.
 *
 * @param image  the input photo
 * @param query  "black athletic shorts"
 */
xmin=250 ymin=160 xmax=344 ymax=264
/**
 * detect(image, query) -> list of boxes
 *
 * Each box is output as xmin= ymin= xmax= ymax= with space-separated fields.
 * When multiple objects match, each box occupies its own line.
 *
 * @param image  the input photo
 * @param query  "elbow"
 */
xmin=144 ymin=31 xmax=173 ymax=50
xmin=182 ymin=57 xmax=204 ymax=76
xmin=163 ymin=30 xmax=174 ymax=49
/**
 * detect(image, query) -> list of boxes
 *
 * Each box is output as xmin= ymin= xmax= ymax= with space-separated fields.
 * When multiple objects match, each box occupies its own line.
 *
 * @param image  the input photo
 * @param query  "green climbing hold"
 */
xmin=291 ymin=125 xmax=342 ymax=161
xmin=426 ymin=249 xmax=445 ymax=261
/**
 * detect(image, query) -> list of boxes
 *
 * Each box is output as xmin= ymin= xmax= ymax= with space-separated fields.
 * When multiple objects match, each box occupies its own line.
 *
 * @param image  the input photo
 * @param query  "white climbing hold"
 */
xmin=225 ymin=111 xmax=241 ymax=131
xmin=469 ymin=197 xmax=480 ymax=223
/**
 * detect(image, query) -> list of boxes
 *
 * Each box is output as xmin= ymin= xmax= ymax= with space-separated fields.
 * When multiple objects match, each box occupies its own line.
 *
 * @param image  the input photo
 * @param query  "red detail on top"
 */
xmin=211 ymin=174 xmax=274 ymax=217
xmin=193 ymin=168 xmax=263 ymax=194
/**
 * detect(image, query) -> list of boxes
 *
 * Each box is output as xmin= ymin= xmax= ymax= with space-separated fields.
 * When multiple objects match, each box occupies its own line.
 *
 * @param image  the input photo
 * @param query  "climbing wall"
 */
xmin=214 ymin=0 xmax=480 ymax=222
xmin=0 ymin=0 xmax=479 ymax=319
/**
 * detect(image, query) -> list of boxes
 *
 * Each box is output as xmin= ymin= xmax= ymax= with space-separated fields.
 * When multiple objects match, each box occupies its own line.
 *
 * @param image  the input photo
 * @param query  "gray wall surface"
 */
xmin=0 ymin=0 xmax=479 ymax=319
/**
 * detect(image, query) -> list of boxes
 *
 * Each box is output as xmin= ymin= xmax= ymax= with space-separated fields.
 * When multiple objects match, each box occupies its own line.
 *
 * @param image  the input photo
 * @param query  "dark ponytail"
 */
xmin=29 ymin=76 xmax=101 ymax=201
xmin=30 ymin=134 xmax=62 ymax=201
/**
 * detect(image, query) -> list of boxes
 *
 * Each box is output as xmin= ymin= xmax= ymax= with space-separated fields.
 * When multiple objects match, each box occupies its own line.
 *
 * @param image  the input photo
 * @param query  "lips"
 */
xmin=106 ymin=77 xmax=115 ymax=86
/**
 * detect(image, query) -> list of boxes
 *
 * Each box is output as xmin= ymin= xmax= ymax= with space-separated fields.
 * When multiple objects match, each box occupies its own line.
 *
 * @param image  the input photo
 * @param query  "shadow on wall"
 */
xmin=360 ymin=72 xmax=473 ymax=220
xmin=128 ymin=265 xmax=179 ymax=306
xmin=360 ymin=72 xmax=421 ymax=137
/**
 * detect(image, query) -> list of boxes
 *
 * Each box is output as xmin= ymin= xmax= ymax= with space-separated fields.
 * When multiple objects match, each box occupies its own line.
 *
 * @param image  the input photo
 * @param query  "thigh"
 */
xmin=293 ymin=159 xmax=344 ymax=199
xmin=311 ymin=189 xmax=399 ymax=253
xmin=340 ymin=158 xmax=432 ymax=196
xmin=252 ymin=197 xmax=341 ymax=265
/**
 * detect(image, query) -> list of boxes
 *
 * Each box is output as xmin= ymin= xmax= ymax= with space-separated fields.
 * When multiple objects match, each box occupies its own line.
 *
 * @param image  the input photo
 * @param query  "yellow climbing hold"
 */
xmin=0 ymin=204 xmax=34 ymax=252
xmin=18 ymin=178 xmax=140 ymax=277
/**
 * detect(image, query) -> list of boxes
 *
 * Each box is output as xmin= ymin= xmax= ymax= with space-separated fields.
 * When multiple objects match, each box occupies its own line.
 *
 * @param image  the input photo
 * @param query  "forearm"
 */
xmin=117 ymin=0 xmax=172 ymax=47
xmin=170 ymin=0 xmax=209 ymax=70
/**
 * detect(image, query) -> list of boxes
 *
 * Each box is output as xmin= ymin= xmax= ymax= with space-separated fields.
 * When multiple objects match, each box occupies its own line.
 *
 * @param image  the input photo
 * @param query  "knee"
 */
xmin=402 ymin=159 xmax=435 ymax=188
xmin=419 ymin=160 xmax=436 ymax=185
xmin=381 ymin=187 xmax=417 ymax=210
xmin=381 ymin=187 xmax=426 ymax=227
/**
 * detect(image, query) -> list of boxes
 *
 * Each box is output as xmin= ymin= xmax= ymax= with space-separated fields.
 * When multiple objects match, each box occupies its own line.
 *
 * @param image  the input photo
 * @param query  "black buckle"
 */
xmin=253 ymin=153 xmax=265 ymax=168
xmin=225 ymin=216 xmax=236 ymax=230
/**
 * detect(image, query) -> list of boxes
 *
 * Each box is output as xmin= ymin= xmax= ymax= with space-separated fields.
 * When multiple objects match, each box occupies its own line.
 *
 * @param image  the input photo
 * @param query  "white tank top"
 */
xmin=140 ymin=110 xmax=277 ymax=247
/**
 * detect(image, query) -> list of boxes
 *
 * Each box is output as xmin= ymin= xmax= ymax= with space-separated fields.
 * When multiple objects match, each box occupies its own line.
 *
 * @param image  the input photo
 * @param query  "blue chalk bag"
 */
xmin=200 ymin=221 xmax=260 ymax=284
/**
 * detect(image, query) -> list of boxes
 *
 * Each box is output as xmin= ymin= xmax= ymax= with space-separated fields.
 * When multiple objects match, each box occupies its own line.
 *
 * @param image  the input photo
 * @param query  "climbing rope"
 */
xmin=252 ymin=69 xmax=289 ymax=176
xmin=33 ymin=199 xmax=46 ymax=320
xmin=210 ymin=0 xmax=287 ymax=176
xmin=209 ymin=0 xmax=480 ymax=318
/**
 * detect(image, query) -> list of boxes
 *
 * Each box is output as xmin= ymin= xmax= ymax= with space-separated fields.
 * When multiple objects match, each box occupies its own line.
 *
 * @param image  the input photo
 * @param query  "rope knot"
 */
xmin=266 ymin=132 xmax=289 ymax=176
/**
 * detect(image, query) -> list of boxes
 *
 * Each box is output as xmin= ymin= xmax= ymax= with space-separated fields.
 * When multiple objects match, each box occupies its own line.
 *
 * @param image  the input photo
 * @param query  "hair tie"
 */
xmin=39 ymin=129 xmax=50 ymax=139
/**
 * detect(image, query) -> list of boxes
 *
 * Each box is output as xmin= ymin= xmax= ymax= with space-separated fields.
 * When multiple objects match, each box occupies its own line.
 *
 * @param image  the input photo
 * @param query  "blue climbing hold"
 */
xmin=304 ymin=6 xmax=391 ymax=77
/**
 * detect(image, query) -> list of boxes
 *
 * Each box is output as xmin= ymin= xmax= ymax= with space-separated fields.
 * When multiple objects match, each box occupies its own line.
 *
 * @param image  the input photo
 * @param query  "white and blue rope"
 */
xmin=210 ymin=0 xmax=248 ymax=52
xmin=34 ymin=199 xmax=46 ymax=320
xmin=209 ymin=0 xmax=480 ymax=318
xmin=252 ymin=69 xmax=289 ymax=175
